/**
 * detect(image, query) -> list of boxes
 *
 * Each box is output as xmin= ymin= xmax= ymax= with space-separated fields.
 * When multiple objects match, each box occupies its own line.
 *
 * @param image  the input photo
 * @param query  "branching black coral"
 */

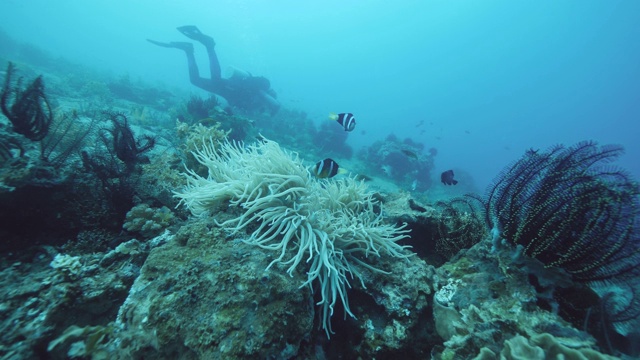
xmin=80 ymin=112 xmax=155 ymax=219
xmin=1 ymin=62 xmax=53 ymax=141
xmin=40 ymin=110 xmax=98 ymax=169
xmin=185 ymin=94 xmax=219 ymax=122
xmin=433 ymin=197 xmax=486 ymax=262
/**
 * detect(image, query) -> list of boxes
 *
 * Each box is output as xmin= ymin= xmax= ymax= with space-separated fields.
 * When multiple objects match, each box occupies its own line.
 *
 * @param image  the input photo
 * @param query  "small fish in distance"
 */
xmin=401 ymin=149 xmax=418 ymax=159
xmin=329 ymin=113 xmax=356 ymax=132
xmin=441 ymin=170 xmax=458 ymax=185
xmin=312 ymin=158 xmax=346 ymax=178
xmin=354 ymin=174 xmax=373 ymax=182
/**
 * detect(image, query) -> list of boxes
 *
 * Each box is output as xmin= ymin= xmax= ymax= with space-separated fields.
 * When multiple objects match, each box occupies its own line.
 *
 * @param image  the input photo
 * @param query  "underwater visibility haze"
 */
xmin=2 ymin=0 xmax=639 ymax=188
xmin=1 ymin=1 xmax=640 ymax=359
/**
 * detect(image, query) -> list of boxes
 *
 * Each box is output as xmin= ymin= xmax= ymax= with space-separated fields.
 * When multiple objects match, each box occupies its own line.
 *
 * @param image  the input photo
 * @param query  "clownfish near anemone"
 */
xmin=329 ymin=113 xmax=356 ymax=132
xmin=311 ymin=158 xmax=348 ymax=179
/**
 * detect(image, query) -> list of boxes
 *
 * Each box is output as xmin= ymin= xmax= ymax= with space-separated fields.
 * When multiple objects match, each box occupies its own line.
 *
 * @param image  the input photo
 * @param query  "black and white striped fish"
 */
xmin=329 ymin=113 xmax=356 ymax=132
xmin=312 ymin=158 xmax=344 ymax=178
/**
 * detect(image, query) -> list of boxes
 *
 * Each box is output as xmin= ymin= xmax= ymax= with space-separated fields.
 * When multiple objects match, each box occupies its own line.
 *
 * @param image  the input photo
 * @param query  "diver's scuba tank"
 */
xmin=225 ymin=66 xmax=251 ymax=80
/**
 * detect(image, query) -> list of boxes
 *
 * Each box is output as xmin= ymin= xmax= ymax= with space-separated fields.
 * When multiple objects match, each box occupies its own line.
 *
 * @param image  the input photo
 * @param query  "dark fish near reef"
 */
xmin=354 ymin=174 xmax=373 ymax=182
xmin=441 ymin=170 xmax=458 ymax=185
xmin=312 ymin=158 xmax=343 ymax=178
xmin=329 ymin=113 xmax=356 ymax=132
xmin=401 ymin=149 xmax=418 ymax=159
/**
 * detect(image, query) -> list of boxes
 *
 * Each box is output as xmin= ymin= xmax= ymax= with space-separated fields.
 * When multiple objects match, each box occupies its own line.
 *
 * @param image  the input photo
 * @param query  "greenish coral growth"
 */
xmin=123 ymin=203 xmax=175 ymax=238
xmin=175 ymin=119 xmax=229 ymax=174
xmin=175 ymin=137 xmax=412 ymax=336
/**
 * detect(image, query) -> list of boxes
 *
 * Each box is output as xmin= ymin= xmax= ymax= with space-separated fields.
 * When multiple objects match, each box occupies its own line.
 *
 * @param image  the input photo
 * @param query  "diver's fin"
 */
xmin=147 ymin=39 xmax=193 ymax=52
xmin=177 ymin=26 xmax=202 ymax=39
xmin=147 ymin=39 xmax=173 ymax=48
xmin=177 ymin=25 xmax=215 ymax=46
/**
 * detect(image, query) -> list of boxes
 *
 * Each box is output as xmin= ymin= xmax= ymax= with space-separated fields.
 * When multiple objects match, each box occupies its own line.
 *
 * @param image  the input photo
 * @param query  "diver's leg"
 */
xmin=148 ymin=38 xmax=217 ymax=92
xmin=177 ymin=26 xmax=221 ymax=80
xmin=182 ymin=47 xmax=217 ymax=92
xmin=203 ymin=42 xmax=222 ymax=81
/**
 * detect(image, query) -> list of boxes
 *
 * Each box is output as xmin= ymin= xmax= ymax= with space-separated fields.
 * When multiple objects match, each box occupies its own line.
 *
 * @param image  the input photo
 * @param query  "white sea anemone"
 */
xmin=175 ymin=137 xmax=412 ymax=336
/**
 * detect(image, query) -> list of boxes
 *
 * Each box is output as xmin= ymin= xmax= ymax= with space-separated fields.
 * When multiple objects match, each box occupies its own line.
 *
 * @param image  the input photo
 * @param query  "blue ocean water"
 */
xmin=2 ymin=2 xmax=640 ymax=358
xmin=1 ymin=0 xmax=637 ymax=190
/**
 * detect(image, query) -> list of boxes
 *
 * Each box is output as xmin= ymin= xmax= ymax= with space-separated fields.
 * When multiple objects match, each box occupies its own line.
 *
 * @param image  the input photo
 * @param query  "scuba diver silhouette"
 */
xmin=148 ymin=26 xmax=280 ymax=115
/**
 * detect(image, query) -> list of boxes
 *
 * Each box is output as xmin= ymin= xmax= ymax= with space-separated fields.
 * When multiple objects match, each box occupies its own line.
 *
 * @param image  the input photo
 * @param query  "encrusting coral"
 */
xmin=123 ymin=203 xmax=175 ymax=238
xmin=175 ymin=137 xmax=412 ymax=336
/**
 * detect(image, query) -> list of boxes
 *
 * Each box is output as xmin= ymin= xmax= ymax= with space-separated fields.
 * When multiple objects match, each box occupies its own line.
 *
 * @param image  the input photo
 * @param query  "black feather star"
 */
xmin=1 ymin=62 xmax=53 ymax=141
xmin=479 ymin=141 xmax=640 ymax=335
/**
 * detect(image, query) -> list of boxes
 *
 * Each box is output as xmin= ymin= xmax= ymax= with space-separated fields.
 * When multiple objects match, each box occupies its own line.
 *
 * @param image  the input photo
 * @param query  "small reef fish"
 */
xmin=441 ymin=170 xmax=458 ymax=185
xmin=354 ymin=174 xmax=373 ymax=182
xmin=381 ymin=165 xmax=393 ymax=177
xmin=329 ymin=113 xmax=356 ymax=132
xmin=401 ymin=149 xmax=418 ymax=159
xmin=312 ymin=158 xmax=345 ymax=178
